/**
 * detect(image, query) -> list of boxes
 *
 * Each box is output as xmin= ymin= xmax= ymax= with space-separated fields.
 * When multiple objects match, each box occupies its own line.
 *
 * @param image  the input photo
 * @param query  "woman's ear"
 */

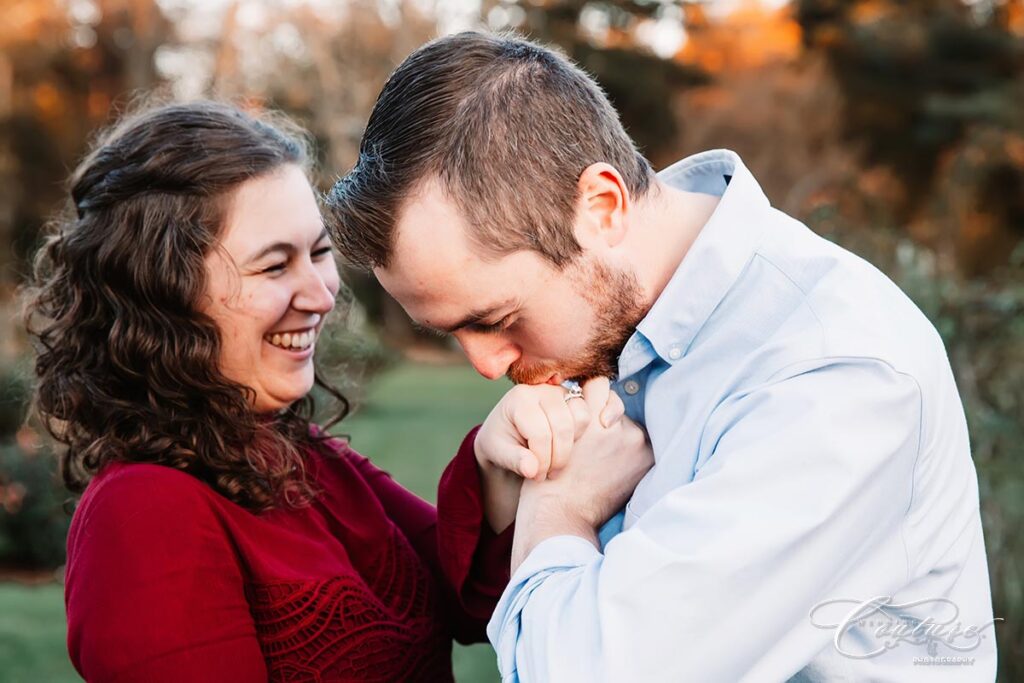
xmin=574 ymin=163 xmax=630 ymax=249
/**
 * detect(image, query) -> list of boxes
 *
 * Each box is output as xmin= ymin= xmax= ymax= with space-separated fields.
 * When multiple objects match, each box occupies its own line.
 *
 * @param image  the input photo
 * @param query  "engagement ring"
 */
xmin=562 ymin=381 xmax=584 ymax=403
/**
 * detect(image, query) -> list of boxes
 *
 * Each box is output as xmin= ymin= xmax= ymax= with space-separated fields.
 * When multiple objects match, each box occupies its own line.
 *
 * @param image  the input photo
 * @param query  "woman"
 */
xmin=24 ymin=101 xmax=639 ymax=682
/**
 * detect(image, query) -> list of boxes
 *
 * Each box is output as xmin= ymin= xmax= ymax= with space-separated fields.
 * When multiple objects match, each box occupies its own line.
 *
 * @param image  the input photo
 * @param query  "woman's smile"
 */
xmin=263 ymin=322 xmax=321 ymax=356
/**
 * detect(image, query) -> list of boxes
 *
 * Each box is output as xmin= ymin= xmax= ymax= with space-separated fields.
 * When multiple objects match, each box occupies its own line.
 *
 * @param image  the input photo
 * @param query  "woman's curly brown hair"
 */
xmin=23 ymin=100 xmax=348 ymax=512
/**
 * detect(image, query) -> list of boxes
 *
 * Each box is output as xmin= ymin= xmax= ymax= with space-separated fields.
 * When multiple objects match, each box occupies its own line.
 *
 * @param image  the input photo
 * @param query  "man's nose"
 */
xmin=455 ymin=332 xmax=522 ymax=380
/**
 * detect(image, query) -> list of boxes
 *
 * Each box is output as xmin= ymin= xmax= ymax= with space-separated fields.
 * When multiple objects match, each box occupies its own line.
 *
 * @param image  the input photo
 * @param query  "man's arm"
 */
xmin=488 ymin=358 xmax=923 ymax=682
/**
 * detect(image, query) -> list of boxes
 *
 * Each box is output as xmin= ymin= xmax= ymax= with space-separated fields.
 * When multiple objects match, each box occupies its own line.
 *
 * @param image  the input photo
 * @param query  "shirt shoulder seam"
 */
xmin=750 ymin=250 xmax=830 ymax=357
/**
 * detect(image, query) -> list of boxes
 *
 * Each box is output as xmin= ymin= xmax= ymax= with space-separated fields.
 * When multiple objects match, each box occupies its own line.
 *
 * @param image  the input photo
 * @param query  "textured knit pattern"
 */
xmin=65 ymin=428 xmax=511 ymax=682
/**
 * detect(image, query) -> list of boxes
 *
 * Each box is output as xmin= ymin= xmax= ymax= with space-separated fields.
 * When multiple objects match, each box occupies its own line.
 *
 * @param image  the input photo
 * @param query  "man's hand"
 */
xmin=512 ymin=411 xmax=653 ymax=571
xmin=475 ymin=378 xmax=627 ymax=532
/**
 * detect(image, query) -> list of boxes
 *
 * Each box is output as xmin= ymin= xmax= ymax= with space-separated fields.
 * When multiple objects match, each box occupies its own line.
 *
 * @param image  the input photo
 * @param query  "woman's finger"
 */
xmin=565 ymin=391 xmax=591 ymax=439
xmin=516 ymin=448 xmax=540 ymax=479
xmin=512 ymin=398 xmax=553 ymax=480
xmin=540 ymin=393 xmax=577 ymax=474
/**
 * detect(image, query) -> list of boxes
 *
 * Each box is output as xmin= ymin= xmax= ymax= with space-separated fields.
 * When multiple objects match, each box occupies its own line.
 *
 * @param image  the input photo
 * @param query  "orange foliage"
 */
xmin=1009 ymin=0 xmax=1024 ymax=35
xmin=87 ymin=90 xmax=111 ymax=120
xmin=0 ymin=0 xmax=69 ymax=51
xmin=2 ymin=1 xmax=57 ymax=43
xmin=679 ymin=0 xmax=802 ymax=72
xmin=32 ymin=82 xmax=62 ymax=119
xmin=849 ymin=0 xmax=894 ymax=25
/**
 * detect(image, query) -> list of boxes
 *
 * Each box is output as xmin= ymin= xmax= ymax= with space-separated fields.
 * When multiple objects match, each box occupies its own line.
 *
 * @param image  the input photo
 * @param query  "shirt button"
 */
xmin=623 ymin=380 xmax=641 ymax=395
xmin=668 ymin=345 xmax=682 ymax=360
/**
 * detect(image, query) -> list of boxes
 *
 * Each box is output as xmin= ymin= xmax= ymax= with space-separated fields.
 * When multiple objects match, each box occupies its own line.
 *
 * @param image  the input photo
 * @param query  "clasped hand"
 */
xmin=474 ymin=378 xmax=654 ymax=565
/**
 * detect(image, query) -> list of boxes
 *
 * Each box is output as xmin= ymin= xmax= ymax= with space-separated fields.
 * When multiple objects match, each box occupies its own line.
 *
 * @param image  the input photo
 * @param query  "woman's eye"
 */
xmin=262 ymin=262 xmax=286 ymax=274
xmin=313 ymin=246 xmax=333 ymax=258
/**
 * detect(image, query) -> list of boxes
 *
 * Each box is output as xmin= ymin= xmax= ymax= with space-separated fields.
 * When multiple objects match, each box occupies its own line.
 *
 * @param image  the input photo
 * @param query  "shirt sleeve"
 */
xmin=65 ymin=464 xmax=268 ymax=683
xmin=333 ymin=427 xmax=514 ymax=644
xmin=488 ymin=358 xmax=923 ymax=682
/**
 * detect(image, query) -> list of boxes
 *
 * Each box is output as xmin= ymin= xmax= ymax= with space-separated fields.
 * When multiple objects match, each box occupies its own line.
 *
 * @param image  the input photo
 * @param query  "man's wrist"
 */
xmin=511 ymin=489 xmax=599 ymax=572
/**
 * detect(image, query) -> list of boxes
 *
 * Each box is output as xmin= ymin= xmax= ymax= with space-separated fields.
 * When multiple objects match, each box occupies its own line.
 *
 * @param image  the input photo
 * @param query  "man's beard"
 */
xmin=506 ymin=256 xmax=647 ymax=385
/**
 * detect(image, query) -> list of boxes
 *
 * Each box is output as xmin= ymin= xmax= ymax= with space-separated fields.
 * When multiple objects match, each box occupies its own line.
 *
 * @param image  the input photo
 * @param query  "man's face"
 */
xmin=374 ymin=180 xmax=646 ymax=384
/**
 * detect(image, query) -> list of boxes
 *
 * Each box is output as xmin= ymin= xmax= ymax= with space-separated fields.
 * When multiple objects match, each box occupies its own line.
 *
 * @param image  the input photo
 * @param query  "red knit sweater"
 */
xmin=64 ymin=428 xmax=513 ymax=682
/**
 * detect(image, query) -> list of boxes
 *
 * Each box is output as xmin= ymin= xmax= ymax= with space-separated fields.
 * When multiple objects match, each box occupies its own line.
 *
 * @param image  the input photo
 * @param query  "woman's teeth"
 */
xmin=265 ymin=329 xmax=316 ymax=350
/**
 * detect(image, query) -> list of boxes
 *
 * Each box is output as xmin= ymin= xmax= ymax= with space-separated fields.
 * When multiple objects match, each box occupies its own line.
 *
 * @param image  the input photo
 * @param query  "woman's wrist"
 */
xmin=475 ymin=434 xmax=522 ymax=534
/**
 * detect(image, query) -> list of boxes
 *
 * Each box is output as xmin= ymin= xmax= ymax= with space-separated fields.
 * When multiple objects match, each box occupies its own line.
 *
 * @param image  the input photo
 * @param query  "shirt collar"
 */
xmin=618 ymin=149 xmax=771 ymax=378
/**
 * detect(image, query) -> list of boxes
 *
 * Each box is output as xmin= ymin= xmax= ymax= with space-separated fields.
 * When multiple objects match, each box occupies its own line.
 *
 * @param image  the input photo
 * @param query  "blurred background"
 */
xmin=0 ymin=0 xmax=1021 ymax=680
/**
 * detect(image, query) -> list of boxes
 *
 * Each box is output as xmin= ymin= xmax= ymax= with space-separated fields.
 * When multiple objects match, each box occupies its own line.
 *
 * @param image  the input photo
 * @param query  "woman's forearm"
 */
xmin=476 ymin=451 xmax=522 ymax=534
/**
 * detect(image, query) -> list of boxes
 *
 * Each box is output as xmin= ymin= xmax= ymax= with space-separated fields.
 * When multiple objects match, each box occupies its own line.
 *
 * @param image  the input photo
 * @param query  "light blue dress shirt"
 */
xmin=487 ymin=150 xmax=998 ymax=682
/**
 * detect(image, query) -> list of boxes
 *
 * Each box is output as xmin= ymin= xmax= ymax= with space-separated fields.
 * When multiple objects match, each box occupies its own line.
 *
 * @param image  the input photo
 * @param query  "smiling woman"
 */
xmin=19 ymin=100 xmax=521 ymax=682
xmin=27 ymin=100 xmax=331 ymax=511
xmin=201 ymin=165 xmax=339 ymax=413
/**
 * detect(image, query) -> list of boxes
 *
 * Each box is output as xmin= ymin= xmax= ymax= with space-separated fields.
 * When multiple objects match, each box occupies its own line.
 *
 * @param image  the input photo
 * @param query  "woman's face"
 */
xmin=202 ymin=164 xmax=340 ymax=413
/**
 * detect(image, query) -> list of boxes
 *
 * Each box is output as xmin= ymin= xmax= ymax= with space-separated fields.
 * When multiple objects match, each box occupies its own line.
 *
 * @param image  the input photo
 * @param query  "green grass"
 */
xmin=339 ymin=361 xmax=510 ymax=505
xmin=0 ymin=583 xmax=77 ymax=683
xmin=0 ymin=362 xmax=510 ymax=683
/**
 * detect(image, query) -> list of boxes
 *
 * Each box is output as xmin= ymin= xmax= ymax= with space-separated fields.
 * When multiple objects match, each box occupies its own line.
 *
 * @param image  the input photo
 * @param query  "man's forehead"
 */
xmin=381 ymin=181 xmax=550 ymax=329
xmin=375 ymin=247 xmax=539 ymax=339
xmin=376 ymin=261 xmax=511 ymax=331
xmin=388 ymin=189 xmax=480 ymax=277
xmin=375 ymin=247 xmax=481 ymax=314
xmin=384 ymin=200 xmax=506 ymax=303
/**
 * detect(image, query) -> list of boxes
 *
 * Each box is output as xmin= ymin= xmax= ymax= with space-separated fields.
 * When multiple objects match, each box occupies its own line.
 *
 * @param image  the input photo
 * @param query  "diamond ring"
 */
xmin=562 ymin=381 xmax=584 ymax=403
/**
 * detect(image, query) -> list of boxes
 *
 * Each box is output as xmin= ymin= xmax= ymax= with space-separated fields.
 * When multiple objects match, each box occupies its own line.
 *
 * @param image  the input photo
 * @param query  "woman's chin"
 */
xmin=251 ymin=381 xmax=315 ymax=415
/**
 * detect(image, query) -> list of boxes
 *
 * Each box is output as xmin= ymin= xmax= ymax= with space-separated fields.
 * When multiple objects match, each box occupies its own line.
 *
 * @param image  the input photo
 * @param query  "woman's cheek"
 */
xmin=322 ymin=262 xmax=342 ymax=298
xmin=251 ymin=283 xmax=290 ymax=320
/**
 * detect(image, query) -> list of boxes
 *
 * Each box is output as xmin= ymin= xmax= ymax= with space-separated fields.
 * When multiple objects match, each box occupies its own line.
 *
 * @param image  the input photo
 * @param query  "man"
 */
xmin=326 ymin=32 xmax=998 ymax=682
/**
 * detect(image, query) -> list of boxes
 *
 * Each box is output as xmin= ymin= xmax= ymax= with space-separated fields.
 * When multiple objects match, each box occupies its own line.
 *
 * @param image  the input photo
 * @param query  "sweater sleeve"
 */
xmin=64 ymin=464 xmax=268 ymax=683
xmin=331 ymin=427 xmax=514 ymax=644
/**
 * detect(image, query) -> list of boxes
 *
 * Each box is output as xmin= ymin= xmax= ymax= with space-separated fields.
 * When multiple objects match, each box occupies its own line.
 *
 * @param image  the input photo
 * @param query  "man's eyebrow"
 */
xmin=432 ymin=299 xmax=517 ymax=334
xmin=244 ymin=227 xmax=329 ymax=265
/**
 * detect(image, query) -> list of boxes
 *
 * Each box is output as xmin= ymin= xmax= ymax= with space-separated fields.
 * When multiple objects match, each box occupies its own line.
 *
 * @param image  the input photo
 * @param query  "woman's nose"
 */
xmin=294 ymin=262 xmax=338 ymax=314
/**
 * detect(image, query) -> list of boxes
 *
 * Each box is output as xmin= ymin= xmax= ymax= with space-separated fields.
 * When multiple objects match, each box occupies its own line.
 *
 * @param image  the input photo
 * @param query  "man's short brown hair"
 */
xmin=325 ymin=31 xmax=653 ymax=270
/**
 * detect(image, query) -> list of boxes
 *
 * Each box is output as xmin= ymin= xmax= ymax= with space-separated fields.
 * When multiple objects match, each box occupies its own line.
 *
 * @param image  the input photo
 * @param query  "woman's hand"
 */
xmin=474 ymin=378 xmax=626 ymax=533
xmin=512 ymin=412 xmax=653 ymax=571
xmin=475 ymin=378 xmax=626 ymax=481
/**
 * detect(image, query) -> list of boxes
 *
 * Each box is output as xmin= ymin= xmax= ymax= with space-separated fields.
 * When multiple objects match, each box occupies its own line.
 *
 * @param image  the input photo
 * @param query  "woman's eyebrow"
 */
xmin=245 ymin=228 xmax=329 ymax=264
xmin=245 ymin=242 xmax=293 ymax=264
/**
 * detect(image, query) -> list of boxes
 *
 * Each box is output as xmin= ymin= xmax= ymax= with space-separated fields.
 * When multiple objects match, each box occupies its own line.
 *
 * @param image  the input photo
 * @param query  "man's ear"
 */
xmin=574 ymin=163 xmax=630 ymax=249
